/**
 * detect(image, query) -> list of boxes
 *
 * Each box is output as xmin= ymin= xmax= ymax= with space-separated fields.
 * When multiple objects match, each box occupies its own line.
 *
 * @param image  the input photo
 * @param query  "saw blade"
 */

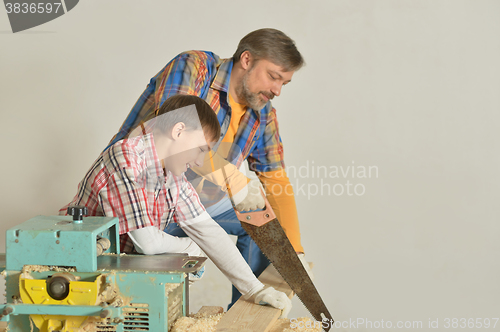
xmin=241 ymin=218 xmax=333 ymax=331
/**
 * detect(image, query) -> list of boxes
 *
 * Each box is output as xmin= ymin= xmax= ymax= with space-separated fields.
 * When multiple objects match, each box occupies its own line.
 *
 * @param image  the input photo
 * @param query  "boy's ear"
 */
xmin=171 ymin=122 xmax=186 ymax=140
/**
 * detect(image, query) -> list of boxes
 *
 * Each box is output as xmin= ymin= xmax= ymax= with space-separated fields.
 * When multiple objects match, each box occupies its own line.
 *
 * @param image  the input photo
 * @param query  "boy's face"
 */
xmin=163 ymin=128 xmax=210 ymax=177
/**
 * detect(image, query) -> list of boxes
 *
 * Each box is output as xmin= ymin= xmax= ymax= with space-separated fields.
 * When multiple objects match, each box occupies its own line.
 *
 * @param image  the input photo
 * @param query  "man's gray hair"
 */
xmin=233 ymin=28 xmax=305 ymax=72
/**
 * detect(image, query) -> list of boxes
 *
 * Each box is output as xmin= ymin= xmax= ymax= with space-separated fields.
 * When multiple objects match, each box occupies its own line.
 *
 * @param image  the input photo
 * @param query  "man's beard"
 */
xmin=237 ymin=69 xmax=274 ymax=110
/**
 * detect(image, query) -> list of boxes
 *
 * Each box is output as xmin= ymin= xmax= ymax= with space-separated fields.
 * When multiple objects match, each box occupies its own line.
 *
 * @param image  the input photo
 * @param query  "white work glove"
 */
xmin=231 ymin=179 xmax=265 ymax=212
xmin=252 ymin=286 xmax=292 ymax=318
xmin=188 ymin=266 xmax=205 ymax=286
xmin=298 ymin=253 xmax=314 ymax=281
xmin=182 ymin=239 xmax=205 ymax=286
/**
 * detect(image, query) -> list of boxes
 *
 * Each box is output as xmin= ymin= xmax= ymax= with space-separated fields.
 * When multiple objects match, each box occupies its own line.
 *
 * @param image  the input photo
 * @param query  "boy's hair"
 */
xmin=154 ymin=94 xmax=221 ymax=143
xmin=232 ymin=28 xmax=305 ymax=72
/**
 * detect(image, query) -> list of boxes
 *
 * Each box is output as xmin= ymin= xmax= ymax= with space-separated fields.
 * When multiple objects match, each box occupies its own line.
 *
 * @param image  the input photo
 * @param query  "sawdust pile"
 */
xmin=97 ymin=274 xmax=130 ymax=307
xmin=171 ymin=312 xmax=224 ymax=332
xmin=21 ymin=265 xmax=76 ymax=273
xmin=165 ymin=282 xmax=181 ymax=295
xmin=270 ymin=318 xmax=322 ymax=332
xmin=19 ymin=265 xmax=78 ymax=281
xmin=79 ymin=317 xmax=105 ymax=332
xmin=171 ymin=315 xmax=322 ymax=332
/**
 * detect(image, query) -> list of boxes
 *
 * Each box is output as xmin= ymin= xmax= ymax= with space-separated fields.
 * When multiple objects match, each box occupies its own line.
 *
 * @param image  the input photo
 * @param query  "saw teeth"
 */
xmin=241 ymin=219 xmax=333 ymax=331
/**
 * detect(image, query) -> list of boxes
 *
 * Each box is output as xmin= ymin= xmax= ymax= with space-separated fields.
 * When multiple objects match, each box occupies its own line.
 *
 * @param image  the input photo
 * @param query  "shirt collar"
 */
xmin=210 ymin=57 xmax=266 ymax=117
xmin=143 ymin=133 xmax=165 ymax=181
xmin=210 ymin=58 xmax=233 ymax=93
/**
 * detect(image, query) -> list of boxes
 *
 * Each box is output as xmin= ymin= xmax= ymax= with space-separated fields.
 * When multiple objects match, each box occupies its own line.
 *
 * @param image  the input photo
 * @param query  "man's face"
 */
xmin=237 ymin=59 xmax=294 ymax=110
xmin=163 ymin=128 xmax=210 ymax=177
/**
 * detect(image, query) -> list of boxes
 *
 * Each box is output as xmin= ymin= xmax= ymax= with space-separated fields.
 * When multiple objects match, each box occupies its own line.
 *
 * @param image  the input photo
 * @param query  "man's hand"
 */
xmin=231 ymin=179 xmax=265 ymax=212
xmin=253 ymin=286 xmax=292 ymax=318
xmin=298 ymin=253 xmax=314 ymax=281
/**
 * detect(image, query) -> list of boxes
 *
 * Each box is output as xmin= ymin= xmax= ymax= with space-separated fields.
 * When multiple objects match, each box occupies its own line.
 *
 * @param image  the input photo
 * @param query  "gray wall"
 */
xmin=1 ymin=0 xmax=499 ymax=329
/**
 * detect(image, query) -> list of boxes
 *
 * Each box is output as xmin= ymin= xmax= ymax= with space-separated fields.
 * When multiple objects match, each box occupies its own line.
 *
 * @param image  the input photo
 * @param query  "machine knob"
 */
xmin=67 ymin=206 xmax=88 ymax=222
xmin=47 ymin=276 xmax=71 ymax=300
xmin=46 ymin=273 xmax=78 ymax=301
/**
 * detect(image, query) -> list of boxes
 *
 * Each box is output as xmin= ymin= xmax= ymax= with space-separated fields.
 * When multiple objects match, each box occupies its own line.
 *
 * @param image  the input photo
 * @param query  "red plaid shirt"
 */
xmin=60 ymin=133 xmax=205 ymax=252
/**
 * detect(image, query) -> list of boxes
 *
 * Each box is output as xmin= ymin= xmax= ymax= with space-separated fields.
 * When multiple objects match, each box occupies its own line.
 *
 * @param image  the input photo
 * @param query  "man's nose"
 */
xmin=271 ymin=82 xmax=282 ymax=97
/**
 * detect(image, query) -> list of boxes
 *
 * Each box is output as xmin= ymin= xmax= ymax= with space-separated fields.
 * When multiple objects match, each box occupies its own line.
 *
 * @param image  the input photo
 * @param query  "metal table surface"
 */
xmin=0 ymin=253 xmax=205 ymax=274
xmin=97 ymin=253 xmax=206 ymax=273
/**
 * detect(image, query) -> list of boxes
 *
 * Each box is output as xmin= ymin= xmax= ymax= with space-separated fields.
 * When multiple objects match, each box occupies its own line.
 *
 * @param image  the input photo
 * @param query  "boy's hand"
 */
xmin=253 ymin=286 xmax=292 ymax=318
xmin=231 ymin=179 xmax=265 ymax=212
xmin=188 ymin=266 xmax=206 ymax=286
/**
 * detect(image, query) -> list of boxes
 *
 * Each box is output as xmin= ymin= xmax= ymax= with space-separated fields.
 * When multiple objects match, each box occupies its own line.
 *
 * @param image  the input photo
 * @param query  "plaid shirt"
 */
xmin=60 ymin=133 xmax=205 ymax=253
xmin=108 ymin=51 xmax=285 ymax=205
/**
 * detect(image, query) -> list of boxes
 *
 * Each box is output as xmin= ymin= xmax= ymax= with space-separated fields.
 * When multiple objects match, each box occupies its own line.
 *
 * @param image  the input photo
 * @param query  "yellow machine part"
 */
xmin=19 ymin=275 xmax=102 ymax=332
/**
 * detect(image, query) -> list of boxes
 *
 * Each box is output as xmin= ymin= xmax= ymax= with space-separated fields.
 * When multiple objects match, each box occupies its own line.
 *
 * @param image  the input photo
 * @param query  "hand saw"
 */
xmin=233 ymin=190 xmax=334 ymax=330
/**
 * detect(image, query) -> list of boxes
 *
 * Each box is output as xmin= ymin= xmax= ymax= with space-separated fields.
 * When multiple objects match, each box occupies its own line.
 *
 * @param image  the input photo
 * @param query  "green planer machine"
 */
xmin=0 ymin=206 xmax=206 ymax=331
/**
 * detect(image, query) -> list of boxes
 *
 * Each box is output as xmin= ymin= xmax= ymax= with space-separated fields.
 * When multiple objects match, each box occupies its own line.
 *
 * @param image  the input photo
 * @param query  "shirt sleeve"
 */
xmin=107 ymin=51 xmax=216 ymax=148
xmin=99 ymin=166 xmax=157 ymax=235
xmin=178 ymin=211 xmax=264 ymax=297
xmin=128 ymin=226 xmax=201 ymax=256
xmin=256 ymin=169 xmax=304 ymax=253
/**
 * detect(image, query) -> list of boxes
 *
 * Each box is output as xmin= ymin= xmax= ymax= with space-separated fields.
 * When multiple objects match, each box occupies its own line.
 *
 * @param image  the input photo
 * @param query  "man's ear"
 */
xmin=240 ymin=51 xmax=253 ymax=70
xmin=171 ymin=122 xmax=186 ymax=140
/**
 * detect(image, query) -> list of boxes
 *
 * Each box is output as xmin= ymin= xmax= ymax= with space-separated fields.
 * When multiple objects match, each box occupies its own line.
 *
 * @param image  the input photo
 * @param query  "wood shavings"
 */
xmin=165 ymin=282 xmax=181 ymax=295
xmin=21 ymin=265 xmax=76 ymax=273
xmin=270 ymin=318 xmax=323 ymax=332
xmin=79 ymin=316 xmax=109 ymax=332
xmin=171 ymin=313 xmax=224 ymax=332
xmin=98 ymin=275 xmax=119 ymax=303
xmin=101 ymin=252 xmax=127 ymax=256
xmin=20 ymin=265 xmax=77 ymax=280
xmin=171 ymin=314 xmax=321 ymax=332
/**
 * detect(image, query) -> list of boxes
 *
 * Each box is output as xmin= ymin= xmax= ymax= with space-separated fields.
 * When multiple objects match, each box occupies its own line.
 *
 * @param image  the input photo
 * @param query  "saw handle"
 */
xmin=234 ymin=188 xmax=276 ymax=227
xmin=220 ymin=163 xmax=276 ymax=227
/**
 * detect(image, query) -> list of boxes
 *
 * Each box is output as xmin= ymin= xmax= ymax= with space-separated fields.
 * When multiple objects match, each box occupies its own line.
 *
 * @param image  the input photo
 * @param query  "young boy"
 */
xmin=59 ymin=95 xmax=291 ymax=316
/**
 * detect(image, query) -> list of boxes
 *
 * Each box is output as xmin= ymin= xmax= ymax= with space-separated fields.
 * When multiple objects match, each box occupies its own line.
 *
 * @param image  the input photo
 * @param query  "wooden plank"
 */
xmin=196 ymin=306 xmax=224 ymax=317
xmin=215 ymin=264 xmax=294 ymax=332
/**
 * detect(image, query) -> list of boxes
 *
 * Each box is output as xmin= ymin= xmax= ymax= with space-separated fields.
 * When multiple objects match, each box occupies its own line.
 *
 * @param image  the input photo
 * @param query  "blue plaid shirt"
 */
xmin=108 ymin=51 xmax=286 ymax=204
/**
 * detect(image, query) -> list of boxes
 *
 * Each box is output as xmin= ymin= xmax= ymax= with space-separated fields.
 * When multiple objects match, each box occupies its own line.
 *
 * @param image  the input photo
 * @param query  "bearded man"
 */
xmin=107 ymin=28 xmax=312 ymax=306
